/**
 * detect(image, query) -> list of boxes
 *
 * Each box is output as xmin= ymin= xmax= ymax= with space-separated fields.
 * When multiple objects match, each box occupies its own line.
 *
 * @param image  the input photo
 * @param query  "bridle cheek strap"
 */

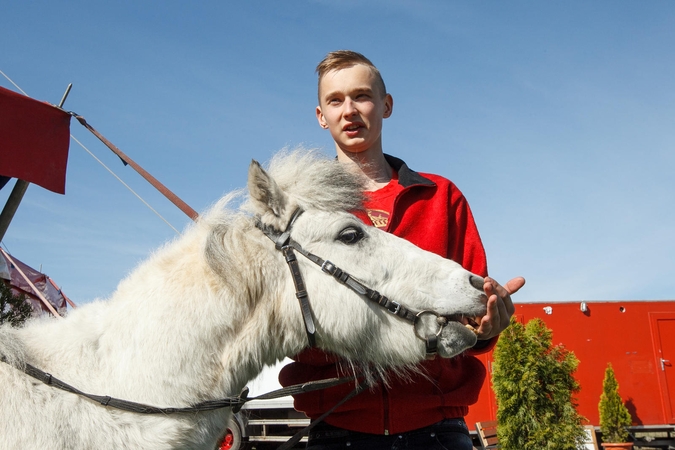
xmin=282 ymin=246 xmax=317 ymax=347
xmin=255 ymin=208 xmax=317 ymax=347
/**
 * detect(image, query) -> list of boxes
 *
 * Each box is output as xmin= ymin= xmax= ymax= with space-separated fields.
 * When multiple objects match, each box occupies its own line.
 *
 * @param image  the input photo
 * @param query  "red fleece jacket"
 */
xmin=279 ymin=155 xmax=491 ymax=435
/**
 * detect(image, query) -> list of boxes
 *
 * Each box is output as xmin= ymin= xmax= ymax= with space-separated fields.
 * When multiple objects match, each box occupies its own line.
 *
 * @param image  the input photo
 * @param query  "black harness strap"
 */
xmin=0 ymin=356 xmax=355 ymax=415
xmin=287 ymin=241 xmax=418 ymax=324
xmin=260 ymin=208 xmax=318 ymax=347
xmin=282 ymin=246 xmax=317 ymax=347
xmin=3 ymin=355 xmax=367 ymax=449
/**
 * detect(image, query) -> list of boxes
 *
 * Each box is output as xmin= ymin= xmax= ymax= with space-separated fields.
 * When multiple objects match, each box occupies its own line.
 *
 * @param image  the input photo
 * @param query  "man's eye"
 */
xmin=337 ymin=226 xmax=364 ymax=245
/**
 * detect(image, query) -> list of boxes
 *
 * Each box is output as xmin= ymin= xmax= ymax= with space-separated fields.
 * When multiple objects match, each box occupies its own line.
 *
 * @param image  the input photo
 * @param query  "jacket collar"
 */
xmin=384 ymin=154 xmax=436 ymax=188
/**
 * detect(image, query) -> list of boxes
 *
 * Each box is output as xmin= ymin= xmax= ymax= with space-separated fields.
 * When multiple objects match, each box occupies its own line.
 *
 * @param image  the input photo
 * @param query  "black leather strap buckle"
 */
xmin=320 ymin=260 xmax=336 ymax=275
xmin=386 ymin=301 xmax=402 ymax=315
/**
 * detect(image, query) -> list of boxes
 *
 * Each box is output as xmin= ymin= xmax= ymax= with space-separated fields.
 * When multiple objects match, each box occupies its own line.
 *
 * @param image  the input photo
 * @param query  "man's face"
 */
xmin=316 ymin=64 xmax=393 ymax=155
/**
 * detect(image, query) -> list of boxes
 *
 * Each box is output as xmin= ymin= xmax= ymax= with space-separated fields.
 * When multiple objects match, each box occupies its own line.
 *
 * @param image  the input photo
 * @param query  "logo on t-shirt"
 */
xmin=366 ymin=209 xmax=390 ymax=229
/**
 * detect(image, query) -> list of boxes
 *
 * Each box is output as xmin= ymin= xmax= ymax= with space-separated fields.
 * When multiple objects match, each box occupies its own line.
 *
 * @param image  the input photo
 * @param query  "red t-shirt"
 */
xmin=364 ymin=169 xmax=403 ymax=229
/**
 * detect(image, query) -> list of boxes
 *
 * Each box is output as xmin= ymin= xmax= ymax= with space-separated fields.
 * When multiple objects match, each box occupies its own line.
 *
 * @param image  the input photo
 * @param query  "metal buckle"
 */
xmin=387 ymin=302 xmax=401 ymax=315
xmin=321 ymin=260 xmax=336 ymax=274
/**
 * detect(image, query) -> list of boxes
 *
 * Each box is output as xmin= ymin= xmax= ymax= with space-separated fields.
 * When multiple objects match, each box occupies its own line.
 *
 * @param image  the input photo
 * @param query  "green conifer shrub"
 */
xmin=598 ymin=363 xmax=632 ymax=443
xmin=0 ymin=281 xmax=33 ymax=326
xmin=492 ymin=318 xmax=587 ymax=450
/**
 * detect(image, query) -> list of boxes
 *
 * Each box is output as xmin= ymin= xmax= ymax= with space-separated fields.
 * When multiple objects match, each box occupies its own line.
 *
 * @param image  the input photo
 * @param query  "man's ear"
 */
xmin=316 ymin=106 xmax=328 ymax=129
xmin=383 ymin=94 xmax=394 ymax=119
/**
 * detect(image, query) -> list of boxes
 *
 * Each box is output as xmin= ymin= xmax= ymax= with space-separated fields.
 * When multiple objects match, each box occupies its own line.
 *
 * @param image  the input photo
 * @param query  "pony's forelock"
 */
xmin=243 ymin=148 xmax=366 ymax=216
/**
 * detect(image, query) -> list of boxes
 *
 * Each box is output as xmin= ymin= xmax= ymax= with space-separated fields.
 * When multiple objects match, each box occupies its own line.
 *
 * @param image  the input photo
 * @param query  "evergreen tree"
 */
xmin=599 ymin=363 xmax=632 ymax=443
xmin=0 ymin=281 xmax=33 ymax=326
xmin=492 ymin=318 xmax=587 ymax=450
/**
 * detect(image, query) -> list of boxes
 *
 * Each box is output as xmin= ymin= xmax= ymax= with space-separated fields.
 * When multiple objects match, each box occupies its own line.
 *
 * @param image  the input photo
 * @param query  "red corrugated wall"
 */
xmin=466 ymin=300 xmax=675 ymax=430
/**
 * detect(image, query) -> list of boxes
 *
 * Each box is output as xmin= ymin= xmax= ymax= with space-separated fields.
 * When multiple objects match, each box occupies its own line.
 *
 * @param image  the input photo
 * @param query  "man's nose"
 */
xmin=343 ymin=98 xmax=357 ymax=116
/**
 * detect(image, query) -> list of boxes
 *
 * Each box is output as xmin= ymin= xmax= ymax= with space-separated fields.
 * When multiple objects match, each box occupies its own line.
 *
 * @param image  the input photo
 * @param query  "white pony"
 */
xmin=0 ymin=149 xmax=487 ymax=449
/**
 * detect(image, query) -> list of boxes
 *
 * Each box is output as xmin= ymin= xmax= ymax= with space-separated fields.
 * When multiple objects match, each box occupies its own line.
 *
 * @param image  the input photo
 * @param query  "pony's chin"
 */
xmin=437 ymin=322 xmax=479 ymax=358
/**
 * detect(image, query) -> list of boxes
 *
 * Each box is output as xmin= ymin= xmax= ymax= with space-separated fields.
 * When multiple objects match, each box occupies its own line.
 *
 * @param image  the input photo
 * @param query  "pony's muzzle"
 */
xmin=469 ymin=275 xmax=485 ymax=291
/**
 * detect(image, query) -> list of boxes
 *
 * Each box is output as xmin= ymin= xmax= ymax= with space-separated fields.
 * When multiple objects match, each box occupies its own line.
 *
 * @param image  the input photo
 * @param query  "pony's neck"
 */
xmin=17 ymin=218 xmax=307 ymax=407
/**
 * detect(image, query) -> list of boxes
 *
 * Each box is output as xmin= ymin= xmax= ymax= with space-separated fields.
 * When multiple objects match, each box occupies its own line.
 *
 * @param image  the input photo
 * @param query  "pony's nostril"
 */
xmin=469 ymin=275 xmax=484 ymax=291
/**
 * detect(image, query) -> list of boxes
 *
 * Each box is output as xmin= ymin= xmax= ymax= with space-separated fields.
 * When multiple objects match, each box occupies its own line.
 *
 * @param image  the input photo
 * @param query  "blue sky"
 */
xmin=1 ymin=1 xmax=674 ymax=305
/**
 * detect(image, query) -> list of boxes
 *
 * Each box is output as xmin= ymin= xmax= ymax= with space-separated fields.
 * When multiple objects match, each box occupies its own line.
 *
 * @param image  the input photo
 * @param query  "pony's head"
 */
xmin=211 ymin=149 xmax=488 ymax=370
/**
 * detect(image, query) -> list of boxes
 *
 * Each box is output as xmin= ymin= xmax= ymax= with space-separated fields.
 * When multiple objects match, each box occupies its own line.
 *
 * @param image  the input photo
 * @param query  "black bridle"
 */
xmin=255 ymin=208 xmax=450 ymax=359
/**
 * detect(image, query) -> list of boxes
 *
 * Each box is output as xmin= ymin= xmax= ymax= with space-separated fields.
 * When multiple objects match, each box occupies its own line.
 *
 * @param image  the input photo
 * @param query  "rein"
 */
xmin=1 ymin=355 xmax=365 ymax=450
xmin=0 ymin=355 xmax=355 ymax=415
xmin=255 ymin=208 xmax=449 ymax=359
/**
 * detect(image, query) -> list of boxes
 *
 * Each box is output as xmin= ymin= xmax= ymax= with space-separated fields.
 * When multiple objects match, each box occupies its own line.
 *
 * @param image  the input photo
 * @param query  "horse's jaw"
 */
xmin=437 ymin=322 xmax=479 ymax=358
xmin=215 ymin=296 xmax=308 ymax=396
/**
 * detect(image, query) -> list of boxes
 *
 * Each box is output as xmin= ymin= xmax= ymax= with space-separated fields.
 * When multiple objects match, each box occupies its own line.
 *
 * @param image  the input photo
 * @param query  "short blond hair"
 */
xmin=316 ymin=50 xmax=387 ymax=101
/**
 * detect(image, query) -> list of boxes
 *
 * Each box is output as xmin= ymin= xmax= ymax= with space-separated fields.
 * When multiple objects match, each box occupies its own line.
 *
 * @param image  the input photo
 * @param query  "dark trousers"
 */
xmin=306 ymin=418 xmax=474 ymax=450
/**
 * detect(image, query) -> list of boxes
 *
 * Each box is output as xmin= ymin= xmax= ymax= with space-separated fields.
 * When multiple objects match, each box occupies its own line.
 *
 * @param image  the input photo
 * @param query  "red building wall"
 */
xmin=465 ymin=300 xmax=675 ymax=430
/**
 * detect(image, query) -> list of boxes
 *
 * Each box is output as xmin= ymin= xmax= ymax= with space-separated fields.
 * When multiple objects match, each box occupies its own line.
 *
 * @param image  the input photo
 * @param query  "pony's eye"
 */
xmin=337 ymin=226 xmax=364 ymax=245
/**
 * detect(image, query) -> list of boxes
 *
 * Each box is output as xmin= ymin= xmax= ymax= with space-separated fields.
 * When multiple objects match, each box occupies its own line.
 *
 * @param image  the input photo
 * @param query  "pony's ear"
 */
xmin=248 ymin=159 xmax=288 ymax=218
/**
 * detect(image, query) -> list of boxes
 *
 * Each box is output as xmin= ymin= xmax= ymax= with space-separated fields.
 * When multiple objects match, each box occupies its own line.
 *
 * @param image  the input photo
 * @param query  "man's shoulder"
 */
xmin=416 ymin=170 xmax=452 ymax=185
xmin=410 ymin=168 xmax=462 ymax=194
xmin=383 ymin=154 xmax=459 ymax=189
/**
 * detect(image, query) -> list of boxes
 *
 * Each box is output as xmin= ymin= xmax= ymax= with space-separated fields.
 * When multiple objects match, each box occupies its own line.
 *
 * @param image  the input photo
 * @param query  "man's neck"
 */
xmin=336 ymin=146 xmax=392 ymax=191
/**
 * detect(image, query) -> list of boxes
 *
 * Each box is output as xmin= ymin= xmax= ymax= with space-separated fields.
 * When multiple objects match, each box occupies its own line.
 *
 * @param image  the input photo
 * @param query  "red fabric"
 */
xmin=363 ymin=169 xmax=401 ymax=228
xmin=0 ymin=251 xmax=68 ymax=315
xmin=279 ymin=160 xmax=492 ymax=435
xmin=0 ymin=86 xmax=71 ymax=194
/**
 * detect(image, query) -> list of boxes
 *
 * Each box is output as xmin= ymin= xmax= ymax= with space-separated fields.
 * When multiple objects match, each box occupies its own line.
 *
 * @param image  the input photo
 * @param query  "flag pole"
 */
xmin=0 ymin=179 xmax=30 ymax=241
xmin=72 ymin=115 xmax=199 ymax=221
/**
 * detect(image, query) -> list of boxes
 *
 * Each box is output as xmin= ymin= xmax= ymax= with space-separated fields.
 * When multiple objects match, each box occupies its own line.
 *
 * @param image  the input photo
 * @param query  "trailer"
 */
xmin=218 ymin=300 xmax=675 ymax=449
xmin=216 ymin=359 xmax=309 ymax=450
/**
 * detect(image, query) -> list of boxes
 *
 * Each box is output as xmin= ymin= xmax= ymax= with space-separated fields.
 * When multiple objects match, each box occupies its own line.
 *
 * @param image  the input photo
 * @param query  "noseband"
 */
xmin=255 ymin=208 xmax=449 ymax=359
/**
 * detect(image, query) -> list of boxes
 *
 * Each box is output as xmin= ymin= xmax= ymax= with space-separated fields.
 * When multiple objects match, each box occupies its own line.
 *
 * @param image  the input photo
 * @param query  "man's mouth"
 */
xmin=343 ymin=123 xmax=363 ymax=132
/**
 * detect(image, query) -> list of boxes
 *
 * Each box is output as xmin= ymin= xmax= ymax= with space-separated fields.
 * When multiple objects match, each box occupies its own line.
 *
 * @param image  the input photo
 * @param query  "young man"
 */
xmin=279 ymin=50 xmax=525 ymax=450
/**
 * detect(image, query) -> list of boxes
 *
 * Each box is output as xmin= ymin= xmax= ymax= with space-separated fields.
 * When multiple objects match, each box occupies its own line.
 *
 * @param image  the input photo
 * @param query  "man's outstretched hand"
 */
xmin=475 ymin=276 xmax=526 ymax=341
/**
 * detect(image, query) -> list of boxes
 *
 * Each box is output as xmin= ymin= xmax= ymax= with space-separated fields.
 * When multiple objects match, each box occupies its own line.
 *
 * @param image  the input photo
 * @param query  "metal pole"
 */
xmin=74 ymin=115 xmax=199 ymax=221
xmin=58 ymin=83 xmax=72 ymax=108
xmin=0 ymin=179 xmax=29 ymax=241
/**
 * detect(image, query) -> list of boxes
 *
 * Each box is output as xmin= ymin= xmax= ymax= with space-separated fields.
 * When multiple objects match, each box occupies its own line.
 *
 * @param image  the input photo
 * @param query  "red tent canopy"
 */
xmin=0 ymin=250 xmax=71 ymax=316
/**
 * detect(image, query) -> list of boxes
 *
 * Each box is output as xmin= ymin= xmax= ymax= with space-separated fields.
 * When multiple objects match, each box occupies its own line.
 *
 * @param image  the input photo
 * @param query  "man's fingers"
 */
xmin=478 ymin=277 xmax=526 ymax=339
xmin=485 ymin=276 xmax=525 ymax=296
xmin=504 ymin=277 xmax=526 ymax=295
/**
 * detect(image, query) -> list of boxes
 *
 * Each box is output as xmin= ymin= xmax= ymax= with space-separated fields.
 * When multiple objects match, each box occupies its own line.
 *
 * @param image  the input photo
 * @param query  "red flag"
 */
xmin=0 ymin=86 xmax=71 ymax=194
